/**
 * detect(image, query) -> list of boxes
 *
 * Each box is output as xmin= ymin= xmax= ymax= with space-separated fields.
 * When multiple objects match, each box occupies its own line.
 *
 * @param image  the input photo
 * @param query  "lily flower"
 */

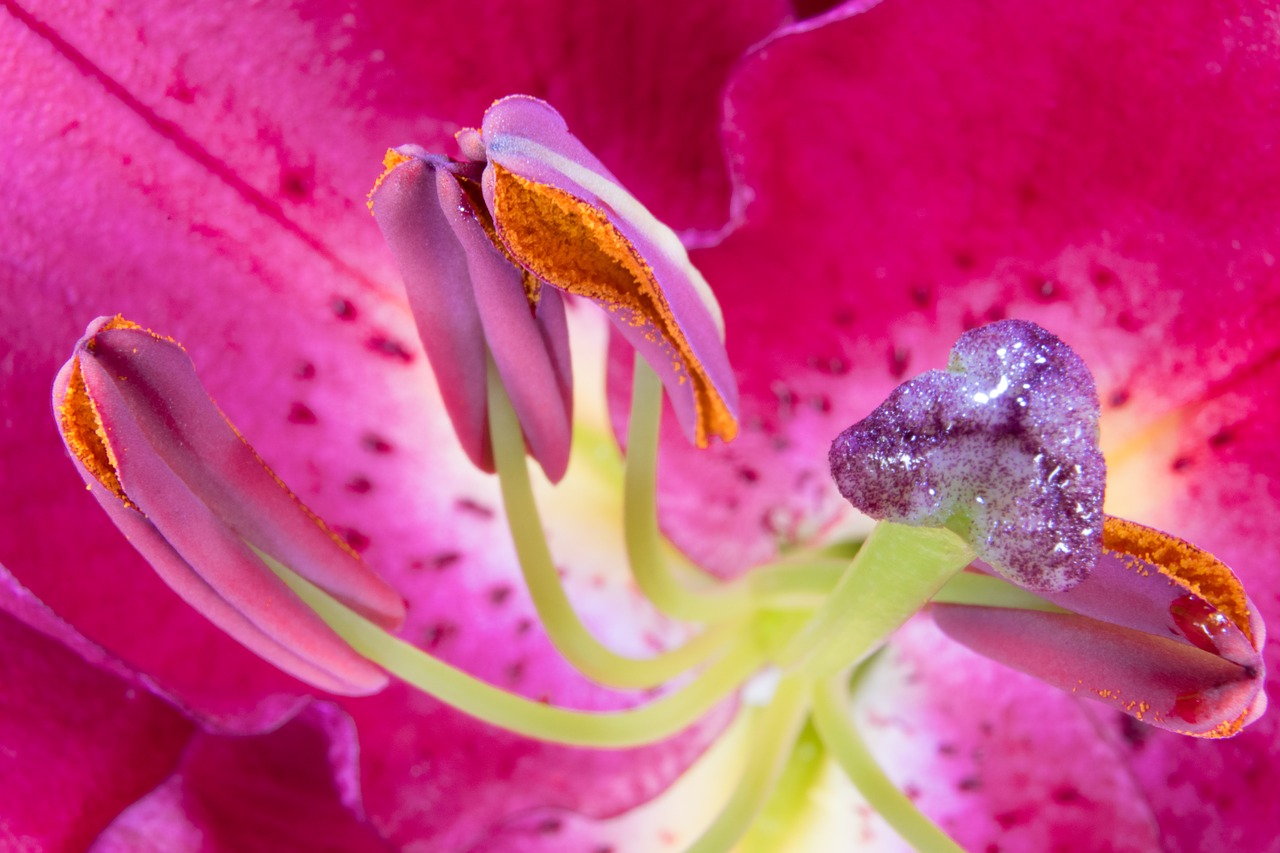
xmin=53 ymin=315 xmax=404 ymax=695
xmin=3 ymin=1 xmax=1279 ymax=852
xmin=370 ymin=95 xmax=739 ymax=480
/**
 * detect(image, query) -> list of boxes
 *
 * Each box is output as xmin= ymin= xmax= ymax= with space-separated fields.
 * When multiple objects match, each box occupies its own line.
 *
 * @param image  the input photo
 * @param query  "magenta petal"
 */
xmin=479 ymin=95 xmax=740 ymax=448
xmin=0 ymin=567 xmax=193 ymax=850
xmin=55 ymin=318 xmax=400 ymax=695
xmin=94 ymin=702 xmax=390 ymax=853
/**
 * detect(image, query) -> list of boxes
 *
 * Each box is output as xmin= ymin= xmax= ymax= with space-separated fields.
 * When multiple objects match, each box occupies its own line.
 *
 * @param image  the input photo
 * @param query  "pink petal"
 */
xmin=94 ymin=702 xmax=390 ymax=853
xmin=0 ymin=566 xmax=194 ymax=850
xmin=2 ymin=0 xmax=784 ymax=839
xmin=673 ymin=0 xmax=1280 ymax=846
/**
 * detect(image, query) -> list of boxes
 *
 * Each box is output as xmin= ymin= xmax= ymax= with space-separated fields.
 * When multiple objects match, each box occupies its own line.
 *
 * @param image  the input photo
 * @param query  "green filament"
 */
xmin=738 ymin=720 xmax=828 ymax=853
xmin=683 ymin=675 xmax=812 ymax=853
xmin=261 ymin=548 xmax=765 ymax=748
xmin=487 ymin=359 xmax=739 ymax=688
xmin=930 ymin=571 xmax=1069 ymax=612
xmin=623 ymin=357 xmax=756 ymax=621
xmin=812 ymin=666 xmax=965 ymax=853
xmin=776 ymin=522 xmax=976 ymax=678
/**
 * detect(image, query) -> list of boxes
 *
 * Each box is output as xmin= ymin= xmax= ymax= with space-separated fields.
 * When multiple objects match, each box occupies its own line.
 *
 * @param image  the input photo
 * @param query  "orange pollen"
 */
xmin=490 ymin=164 xmax=736 ymax=446
xmin=1102 ymin=516 xmax=1253 ymax=643
xmin=368 ymin=148 xmax=416 ymax=212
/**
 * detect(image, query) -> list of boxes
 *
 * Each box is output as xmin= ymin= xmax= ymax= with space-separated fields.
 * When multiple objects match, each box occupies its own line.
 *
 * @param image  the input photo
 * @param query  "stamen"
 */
xmin=487 ymin=356 xmax=740 ymax=688
xmin=811 ymin=664 xmax=965 ymax=852
xmin=623 ymin=356 xmax=756 ymax=621
xmin=491 ymin=164 xmax=737 ymax=446
xmin=263 ymin=549 xmax=769 ymax=748
xmin=682 ymin=675 xmax=811 ymax=853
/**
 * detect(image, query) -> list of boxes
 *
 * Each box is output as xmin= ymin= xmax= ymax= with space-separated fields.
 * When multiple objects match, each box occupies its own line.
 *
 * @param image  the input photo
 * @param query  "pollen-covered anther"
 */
xmin=53 ymin=317 xmax=406 ymax=696
xmin=490 ymin=164 xmax=736 ymax=445
xmin=933 ymin=515 xmax=1266 ymax=738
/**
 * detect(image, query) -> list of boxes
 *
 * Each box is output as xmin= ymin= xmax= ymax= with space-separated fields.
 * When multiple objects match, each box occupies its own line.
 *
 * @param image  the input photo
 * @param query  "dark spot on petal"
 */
xmin=332 ymin=297 xmax=359 ymax=321
xmin=293 ymin=361 xmax=316 ymax=380
xmin=1108 ymin=387 xmax=1131 ymax=408
xmin=425 ymin=621 xmax=457 ymax=650
xmin=415 ymin=551 xmax=460 ymax=572
xmin=832 ymin=307 xmax=855 ymax=327
xmin=937 ymin=742 xmax=959 ymax=756
xmin=336 ymin=527 xmax=371 ymax=552
xmin=790 ymin=0 xmax=844 ymax=20
xmin=280 ymin=165 xmax=315 ymax=202
xmin=1091 ymin=265 xmax=1117 ymax=287
xmin=593 ymin=846 xmax=615 ymax=853
xmin=736 ymin=465 xmax=760 ymax=484
xmin=958 ymin=776 xmax=982 ymax=792
xmin=772 ymin=381 xmax=797 ymax=416
xmin=1052 ymin=786 xmax=1083 ymax=804
xmin=287 ymin=402 xmax=317 ymax=424
xmin=888 ymin=344 xmax=910 ymax=379
xmin=994 ymin=806 xmax=1035 ymax=830
xmin=1209 ymin=429 xmax=1234 ymax=448
xmin=810 ymin=394 xmax=832 ymax=413
xmin=366 ymin=334 xmax=415 ymax=363
xmin=505 ymin=659 xmax=525 ymax=683
xmin=455 ymin=498 xmax=494 ymax=519
xmin=1031 ymin=276 xmax=1061 ymax=301
xmin=361 ymin=432 xmax=394 ymax=454
xmin=1171 ymin=455 xmax=1194 ymax=472
xmin=807 ymin=355 xmax=850 ymax=376
xmin=344 ymin=475 xmax=373 ymax=494
xmin=910 ymin=282 xmax=934 ymax=307
xmin=166 ymin=72 xmax=195 ymax=105
xmin=488 ymin=585 xmax=512 ymax=606
xmin=1116 ymin=311 xmax=1142 ymax=333
xmin=515 ymin=617 xmax=533 ymax=636
xmin=953 ymin=248 xmax=977 ymax=271
xmin=536 ymin=818 xmax=562 ymax=835
xmin=1017 ymin=180 xmax=1040 ymax=206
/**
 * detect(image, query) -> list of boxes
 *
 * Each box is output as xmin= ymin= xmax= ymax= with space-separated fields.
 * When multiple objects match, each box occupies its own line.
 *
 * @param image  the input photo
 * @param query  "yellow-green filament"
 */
xmin=683 ymin=675 xmax=812 ymax=853
xmin=931 ymin=571 xmax=1069 ymax=612
xmin=261 ymin=548 xmax=765 ymax=748
xmin=812 ymin=666 xmax=965 ymax=853
xmin=624 ymin=357 xmax=757 ymax=621
xmin=488 ymin=358 xmax=740 ymax=688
